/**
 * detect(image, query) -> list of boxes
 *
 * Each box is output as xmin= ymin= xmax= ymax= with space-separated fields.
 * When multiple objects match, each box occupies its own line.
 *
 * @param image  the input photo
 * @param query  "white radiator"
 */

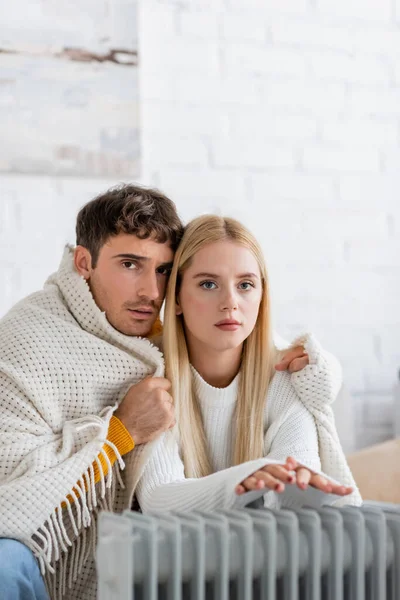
xmin=96 ymin=503 xmax=400 ymax=600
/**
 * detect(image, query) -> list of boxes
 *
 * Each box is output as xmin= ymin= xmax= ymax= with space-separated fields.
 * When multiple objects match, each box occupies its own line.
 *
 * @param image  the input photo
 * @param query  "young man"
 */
xmin=0 ymin=184 xmax=332 ymax=600
xmin=0 ymin=185 xmax=182 ymax=600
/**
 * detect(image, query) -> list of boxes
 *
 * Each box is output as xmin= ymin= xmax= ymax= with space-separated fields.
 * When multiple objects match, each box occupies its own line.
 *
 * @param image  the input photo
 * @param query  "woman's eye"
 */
xmin=239 ymin=281 xmax=254 ymax=290
xmin=200 ymin=281 xmax=217 ymax=290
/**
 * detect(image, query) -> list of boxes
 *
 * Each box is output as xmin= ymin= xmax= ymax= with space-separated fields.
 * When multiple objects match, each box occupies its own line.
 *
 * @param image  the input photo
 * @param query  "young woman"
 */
xmin=136 ymin=215 xmax=361 ymax=511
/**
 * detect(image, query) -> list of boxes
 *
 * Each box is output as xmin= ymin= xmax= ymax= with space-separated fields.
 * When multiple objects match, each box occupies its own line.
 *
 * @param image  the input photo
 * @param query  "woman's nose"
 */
xmin=220 ymin=292 xmax=238 ymax=311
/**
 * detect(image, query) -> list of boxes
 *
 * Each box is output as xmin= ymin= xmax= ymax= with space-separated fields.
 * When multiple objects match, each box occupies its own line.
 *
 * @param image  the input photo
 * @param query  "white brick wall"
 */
xmin=315 ymin=0 xmax=393 ymax=22
xmin=1 ymin=0 xmax=400 ymax=450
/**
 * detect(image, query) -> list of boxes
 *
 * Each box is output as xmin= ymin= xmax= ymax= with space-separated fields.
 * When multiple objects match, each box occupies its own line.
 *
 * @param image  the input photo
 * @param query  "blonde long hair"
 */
xmin=163 ymin=215 xmax=279 ymax=478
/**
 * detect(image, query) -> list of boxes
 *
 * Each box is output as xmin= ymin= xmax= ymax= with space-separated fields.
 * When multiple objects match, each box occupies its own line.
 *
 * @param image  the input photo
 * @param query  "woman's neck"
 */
xmin=188 ymin=340 xmax=242 ymax=388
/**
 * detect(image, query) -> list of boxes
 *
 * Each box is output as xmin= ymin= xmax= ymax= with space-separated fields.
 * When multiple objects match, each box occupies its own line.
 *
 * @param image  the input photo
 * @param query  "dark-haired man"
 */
xmin=0 ymin=184 xmax=183 ymax=600
xmin=0 ymin=184 xmax=330 ymax=600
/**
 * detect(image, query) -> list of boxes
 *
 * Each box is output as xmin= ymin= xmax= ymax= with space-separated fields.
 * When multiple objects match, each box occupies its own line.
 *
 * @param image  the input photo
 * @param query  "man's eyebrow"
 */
xmin=112 ymin=253 xmax=148 ymax=261
xmin=112 ymin=254 xmax=173 ymax=269
xmin=192 ymin=272 xmax=259 ymax=279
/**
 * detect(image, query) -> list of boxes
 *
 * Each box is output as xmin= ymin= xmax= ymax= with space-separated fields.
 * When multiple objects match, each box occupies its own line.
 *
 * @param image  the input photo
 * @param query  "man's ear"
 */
xmin=74 ymin=246 xmax=92 ymax=280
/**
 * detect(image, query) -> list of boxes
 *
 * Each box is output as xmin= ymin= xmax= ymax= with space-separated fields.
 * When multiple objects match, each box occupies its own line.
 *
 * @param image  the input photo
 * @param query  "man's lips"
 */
xmin=127 ymin=308 xmax=155 ymax=320
xmin=215 ymin=319 xmax=241 ymax=331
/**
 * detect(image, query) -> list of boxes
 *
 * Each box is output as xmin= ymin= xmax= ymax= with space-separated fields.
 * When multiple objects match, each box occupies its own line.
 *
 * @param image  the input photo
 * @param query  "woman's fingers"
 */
xmin=300 ymin=470 xmax=353 ymax=496
xmin=295 ymin=467 xmax=312 ymax=489
xmin=261 ymin=464 xmax=295 ymax=484
xmin=308 ymin=473 xmax=333 ymax=493
xmin=285 ymin=456 xmax=298 ymax=470
xmin=235 ymin=460 xmax=353 ymax=498
xmin=295 ymin=467 xmax=332 ymax=492
xmin=242 ymin=474 xmax=265 ymax=491
xmin=236 ymin=469 xmax=286 ymax=494
xmin=326 ymin=482 xmax=353 ymax=496
xmin=235 ymin=462 xmax=297 ymax=495
xmin=252 ymin=470 xmax=285 ymax=492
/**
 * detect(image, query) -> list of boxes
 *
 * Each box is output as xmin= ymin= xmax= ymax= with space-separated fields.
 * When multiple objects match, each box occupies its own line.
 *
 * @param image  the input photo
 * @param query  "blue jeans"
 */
xmin=0 ymin=539 xmax=49 ymax=600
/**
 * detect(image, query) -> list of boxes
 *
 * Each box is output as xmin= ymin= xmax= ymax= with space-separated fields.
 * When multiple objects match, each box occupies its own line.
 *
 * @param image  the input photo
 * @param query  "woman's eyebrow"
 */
xmin=192 ymin=272 xmax=220 ymax=279
xmin=236 ymin=272 xmax=259 ymax=279
xmin=192 ymin=272 xmax=259 ymax=279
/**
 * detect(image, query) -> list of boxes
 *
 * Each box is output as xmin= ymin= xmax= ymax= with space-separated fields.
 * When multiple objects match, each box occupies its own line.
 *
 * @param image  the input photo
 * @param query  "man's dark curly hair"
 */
xmin=76 ymin=183 xmax=184 ymax=267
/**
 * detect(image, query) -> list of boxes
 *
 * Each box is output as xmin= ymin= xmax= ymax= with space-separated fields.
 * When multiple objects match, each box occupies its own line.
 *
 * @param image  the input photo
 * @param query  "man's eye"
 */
xmin=122 ymin=261 xmax=137 ymax=270
xmin=200 ymin=281 xmax=217 ymax=290
xmin=156 ymin=267 xmax=171 ymax=276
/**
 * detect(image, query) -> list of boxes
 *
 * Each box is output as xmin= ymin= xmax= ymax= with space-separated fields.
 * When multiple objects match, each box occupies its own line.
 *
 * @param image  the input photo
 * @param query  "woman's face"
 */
xmin=177 ymin=241 xmax=263 ymax=353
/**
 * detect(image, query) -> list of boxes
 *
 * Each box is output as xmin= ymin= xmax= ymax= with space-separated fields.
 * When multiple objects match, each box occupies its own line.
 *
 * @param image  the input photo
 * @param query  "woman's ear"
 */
xmin=175 ymin=296 xmax=183 ymax=316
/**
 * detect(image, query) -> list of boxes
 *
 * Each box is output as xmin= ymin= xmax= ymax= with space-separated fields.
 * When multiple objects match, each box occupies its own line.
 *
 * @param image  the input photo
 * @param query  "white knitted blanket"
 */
xmin=289 ymin=334 xmax=362 ymax=507
xmin=0 ymin=247 xmax=165 ymax=599
xmin=0 ymin=246 xmax=361 ymax=599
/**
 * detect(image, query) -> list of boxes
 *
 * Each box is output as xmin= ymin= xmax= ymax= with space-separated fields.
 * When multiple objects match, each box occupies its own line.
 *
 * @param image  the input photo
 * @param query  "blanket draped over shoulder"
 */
xmin=0 ymin=247 xmax=164 ymax=599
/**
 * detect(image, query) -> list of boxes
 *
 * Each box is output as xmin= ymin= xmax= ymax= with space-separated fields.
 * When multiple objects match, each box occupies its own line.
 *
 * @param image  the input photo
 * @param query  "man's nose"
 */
xmin=138 ymin=273 xmax=159 ymax=301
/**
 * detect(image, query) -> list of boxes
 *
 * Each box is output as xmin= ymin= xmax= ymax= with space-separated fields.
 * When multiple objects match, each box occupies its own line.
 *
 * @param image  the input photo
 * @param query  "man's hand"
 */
xmin=114 ymin=377 xmax=175 ymax=445
xmin=235 ymin=457 xmax=353 ymax=496
xmin=275 ymin=346 xmax=309 ymax=373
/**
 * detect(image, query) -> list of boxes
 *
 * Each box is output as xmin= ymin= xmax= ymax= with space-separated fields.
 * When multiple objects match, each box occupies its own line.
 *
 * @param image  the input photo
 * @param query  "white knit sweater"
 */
xmin=136 ymin=343 xmax=362 ymax=513
xmin=0 ymin=247 xmax=360 ymax=600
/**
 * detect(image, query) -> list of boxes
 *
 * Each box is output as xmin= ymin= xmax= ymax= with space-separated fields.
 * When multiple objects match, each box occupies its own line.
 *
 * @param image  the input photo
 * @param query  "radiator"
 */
xmin=96 ymin=503 xmax=400 ymax=600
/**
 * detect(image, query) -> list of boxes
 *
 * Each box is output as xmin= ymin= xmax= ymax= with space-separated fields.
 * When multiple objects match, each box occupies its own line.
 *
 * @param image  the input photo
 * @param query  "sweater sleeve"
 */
xmin=90 ymin=416 xmax=134 ymax=482
xmin=135 ymin=419 xmax=338 ymax=513
xmin=264 ymin=393 xmax=321 ymax=472
xmin=135 ymin=432 xmax=285 ymax=513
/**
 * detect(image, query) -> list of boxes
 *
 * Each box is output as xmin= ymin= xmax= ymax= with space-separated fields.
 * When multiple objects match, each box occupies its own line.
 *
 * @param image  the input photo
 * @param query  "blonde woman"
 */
xmin=135 ymin=216 xmax=361 ymax=511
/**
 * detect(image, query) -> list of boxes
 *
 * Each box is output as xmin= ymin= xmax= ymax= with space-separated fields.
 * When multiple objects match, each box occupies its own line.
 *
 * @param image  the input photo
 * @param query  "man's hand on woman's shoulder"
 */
xmin=275 ymin=346 xmax=309 ymax=374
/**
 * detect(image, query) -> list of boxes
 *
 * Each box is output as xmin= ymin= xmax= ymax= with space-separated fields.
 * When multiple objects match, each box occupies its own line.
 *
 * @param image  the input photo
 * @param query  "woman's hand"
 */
xmin=235 ymin=460 xmax=294 ymax=495
xmin=235 ymin=456 xmax=353 ymax=496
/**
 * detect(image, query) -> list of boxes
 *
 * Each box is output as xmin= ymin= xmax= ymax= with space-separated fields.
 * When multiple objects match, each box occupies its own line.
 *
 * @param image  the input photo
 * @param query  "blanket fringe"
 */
xmin=30 ymin=447 xmax=125 ymax=599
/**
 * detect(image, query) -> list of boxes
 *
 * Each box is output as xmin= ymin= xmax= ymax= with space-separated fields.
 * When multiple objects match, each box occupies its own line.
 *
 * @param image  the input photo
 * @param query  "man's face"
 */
xmin=76 ymin=233 xmax=174 ymax=337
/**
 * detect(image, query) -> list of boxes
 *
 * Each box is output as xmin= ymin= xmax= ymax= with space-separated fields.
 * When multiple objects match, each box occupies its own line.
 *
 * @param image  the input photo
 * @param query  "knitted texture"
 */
xmin=136 ymin=336 xmax=361 ymax=513
xmin=0 ymin=246 xmax=361 ymax=599
xmin=0 ymin=247 xmax=165 ymax=600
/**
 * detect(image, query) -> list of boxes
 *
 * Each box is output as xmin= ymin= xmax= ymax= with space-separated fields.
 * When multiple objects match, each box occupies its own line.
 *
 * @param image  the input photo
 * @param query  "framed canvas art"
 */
xmin=0 ymin=0 xmax=139 ymax=177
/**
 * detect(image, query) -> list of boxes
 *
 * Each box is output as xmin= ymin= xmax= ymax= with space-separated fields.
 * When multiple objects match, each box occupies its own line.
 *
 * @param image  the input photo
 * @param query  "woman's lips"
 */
xmin=215 ymin=320 xmax=241 ymax=331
